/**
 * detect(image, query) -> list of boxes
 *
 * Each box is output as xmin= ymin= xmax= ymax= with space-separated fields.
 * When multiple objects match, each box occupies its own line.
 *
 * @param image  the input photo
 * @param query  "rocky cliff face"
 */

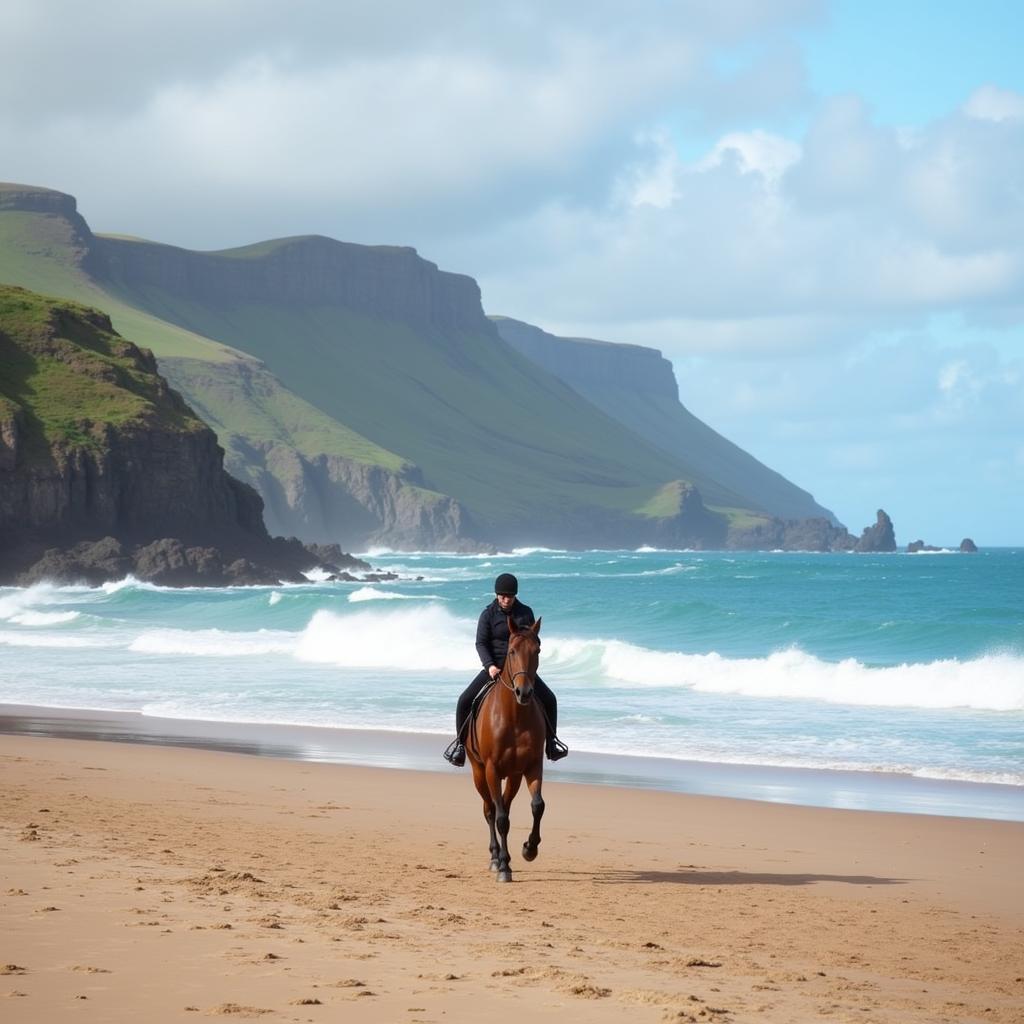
xmin=0 ymin=285 xmax=332 ymax=584
xmin=156 ymin=354 xmax=480 ymax=551
xmin=0 ymin=298 xmax=263 ymax=546
xmin=0 ymin=183 xmax=99 ymax=274
xmin=95 ymin=233 xmax=491 ymax=336
xmin=493 ymin=315 xmax=679 ymax=400
xmin=238 ymin=443 xmax=477 ymax=550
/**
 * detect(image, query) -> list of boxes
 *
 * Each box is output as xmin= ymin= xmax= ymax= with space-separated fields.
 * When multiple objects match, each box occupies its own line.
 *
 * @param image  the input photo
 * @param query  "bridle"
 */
xmin=500 ymin=640 xmax=537 ymax=694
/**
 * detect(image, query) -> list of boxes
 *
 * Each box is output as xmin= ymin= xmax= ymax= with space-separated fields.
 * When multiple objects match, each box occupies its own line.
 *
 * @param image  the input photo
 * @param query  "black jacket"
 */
xmin=475 ymin=599 xmax=537 ymax=669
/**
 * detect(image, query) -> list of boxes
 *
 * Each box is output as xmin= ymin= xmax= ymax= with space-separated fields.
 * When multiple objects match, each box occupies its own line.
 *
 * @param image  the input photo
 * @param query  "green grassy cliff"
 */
xmin=492 ymin=316 xmax=837 ymax=525
xmin=0 ymin=284 xmax=265 ymax=550
xmin=1 ymin=183 xmax=833 ymax=549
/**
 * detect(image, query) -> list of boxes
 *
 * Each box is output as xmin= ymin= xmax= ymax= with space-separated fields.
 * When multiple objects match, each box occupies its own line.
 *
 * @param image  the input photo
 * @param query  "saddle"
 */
xmin=443 ymin=679 xmax=567 ymax=762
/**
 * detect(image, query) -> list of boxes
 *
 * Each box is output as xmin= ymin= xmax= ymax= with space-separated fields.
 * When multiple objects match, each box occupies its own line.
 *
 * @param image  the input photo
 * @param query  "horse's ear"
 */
xmin=507 ymin=615 xmax=519 ymax=635
xmin=531 ymin=617 xmax=541 ymax=635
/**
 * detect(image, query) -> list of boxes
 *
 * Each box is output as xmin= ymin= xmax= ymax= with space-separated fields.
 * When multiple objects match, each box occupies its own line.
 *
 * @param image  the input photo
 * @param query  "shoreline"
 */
xmin=3 ymin=702 xmax=1022 ymax=822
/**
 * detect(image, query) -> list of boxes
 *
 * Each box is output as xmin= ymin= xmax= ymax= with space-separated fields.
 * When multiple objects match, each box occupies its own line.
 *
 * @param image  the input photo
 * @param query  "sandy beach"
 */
xmin=2 ymin=734 xmax=1023 ymax=1023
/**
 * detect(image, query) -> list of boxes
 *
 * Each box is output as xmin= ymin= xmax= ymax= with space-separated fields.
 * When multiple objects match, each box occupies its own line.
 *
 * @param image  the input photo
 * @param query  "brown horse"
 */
xmin=466 ymin=616 xmax=545 ymax=883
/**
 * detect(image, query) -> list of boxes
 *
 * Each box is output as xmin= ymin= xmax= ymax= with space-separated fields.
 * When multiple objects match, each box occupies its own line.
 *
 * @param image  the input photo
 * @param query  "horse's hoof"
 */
xmin=496 ymin=870 xmax=513 ymax=883
xmin=489 ymin=859 xmax=500 ymax=872
xmin=521 ymin=842 xmax=538 ymax=862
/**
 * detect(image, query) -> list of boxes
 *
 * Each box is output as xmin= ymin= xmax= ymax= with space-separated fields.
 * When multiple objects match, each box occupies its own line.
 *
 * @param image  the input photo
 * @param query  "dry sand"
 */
xmin=2 ymin=735 xmax=1022 ymax=1023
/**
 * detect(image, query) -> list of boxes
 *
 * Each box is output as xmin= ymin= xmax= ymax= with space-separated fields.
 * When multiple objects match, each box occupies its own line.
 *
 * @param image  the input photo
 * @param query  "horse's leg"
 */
xmin=501 ymin=773 xmax=524 ymax=865
xmin=502 ymin=773 xmax=523 ymax=810
xmin=471 ymin=758 xmax=500 ymax=872
xmin=521 ymin=767 xmax=545 ymax=863
xmin=487 ymin=761 xmax=512 ymax=883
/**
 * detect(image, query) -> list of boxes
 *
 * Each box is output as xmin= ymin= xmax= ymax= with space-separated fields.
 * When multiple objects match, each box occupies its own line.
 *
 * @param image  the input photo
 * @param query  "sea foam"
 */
xmin=293 ymin=606 xmax=476 ymax=671
xmin=542 ymin=636 xmax=1024 ymax=712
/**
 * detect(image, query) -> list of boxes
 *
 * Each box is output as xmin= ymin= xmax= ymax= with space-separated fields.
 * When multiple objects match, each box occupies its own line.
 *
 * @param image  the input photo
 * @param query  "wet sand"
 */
xmin=2 ymin=733 xmax=1023 ymax=1023
xmin=3 ymin=703 xmax=1023 ymax=821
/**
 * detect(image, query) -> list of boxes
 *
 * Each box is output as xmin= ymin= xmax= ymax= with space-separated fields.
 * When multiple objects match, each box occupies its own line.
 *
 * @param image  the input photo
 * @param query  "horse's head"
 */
xmin=505 ymin=616 xmax=541 ymax=705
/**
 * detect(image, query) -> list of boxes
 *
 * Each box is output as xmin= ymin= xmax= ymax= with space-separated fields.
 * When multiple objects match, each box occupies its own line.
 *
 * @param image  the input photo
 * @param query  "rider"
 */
xmin=444 ymin=572 xmax=567 ymax=767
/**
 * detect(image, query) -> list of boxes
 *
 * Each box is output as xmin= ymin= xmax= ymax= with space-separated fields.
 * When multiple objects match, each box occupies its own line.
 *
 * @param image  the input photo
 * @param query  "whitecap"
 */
xmin=293 ymin=605 xmax=476 ymax=671
xmin=540 ymin=637 xmax=1024 ymax=712
xmin=347 ymin=588 xmax=444 ymax=603
xmin=8 ymin=610 xmax=81 ymax=626
xmin=129 ymin=628 xmax=294 ymax=657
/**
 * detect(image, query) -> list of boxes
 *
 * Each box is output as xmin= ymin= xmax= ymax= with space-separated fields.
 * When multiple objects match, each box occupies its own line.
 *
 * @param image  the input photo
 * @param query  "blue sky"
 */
xmin=2 ymin=1 xmax=1022 ymax=544
xmin=805 ymin=1 xmax=1024 ymax=125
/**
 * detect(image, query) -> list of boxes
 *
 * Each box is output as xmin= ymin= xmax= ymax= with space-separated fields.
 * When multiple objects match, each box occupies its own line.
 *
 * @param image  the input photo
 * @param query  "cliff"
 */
xmin=492 ymin=316 xmax=837 ymax=524
xmin=157 ymin=355 xmax=477 ymax=550
xmin=2 ymin=183 xmax=852 ymax=551
xmin=0 ymin=285 xmax=344 ymax=584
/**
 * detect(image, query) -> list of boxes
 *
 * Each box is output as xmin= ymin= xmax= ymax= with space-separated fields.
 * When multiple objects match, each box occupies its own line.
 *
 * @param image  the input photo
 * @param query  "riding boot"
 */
xmin=545 ymin=736 xmax=568 ymax=761
xmin=444 ymin=740 xmax=466 ymax=767
xmin=535 ymin=676 xmax=568 ymax=760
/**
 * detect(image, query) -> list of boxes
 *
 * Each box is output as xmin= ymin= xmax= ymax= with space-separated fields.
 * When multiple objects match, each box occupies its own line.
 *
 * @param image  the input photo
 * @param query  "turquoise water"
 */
xmin=1 ymin=547 xmax=1022 ymax=788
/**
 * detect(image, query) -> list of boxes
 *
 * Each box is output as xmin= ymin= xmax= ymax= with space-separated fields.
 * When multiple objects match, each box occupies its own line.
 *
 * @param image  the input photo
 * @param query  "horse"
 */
xmin=466 ymin=616 xmax=546 ymax=883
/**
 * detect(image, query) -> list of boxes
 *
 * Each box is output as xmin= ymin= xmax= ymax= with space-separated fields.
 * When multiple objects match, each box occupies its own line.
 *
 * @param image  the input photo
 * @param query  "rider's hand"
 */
xmin=488 ymin=665 xmax=500 ymax=679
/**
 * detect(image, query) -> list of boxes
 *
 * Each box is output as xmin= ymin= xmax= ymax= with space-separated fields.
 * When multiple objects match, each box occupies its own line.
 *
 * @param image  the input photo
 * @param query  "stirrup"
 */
xmin=546 ymin=736 xmax=569 ymax=761
xmin=443 ymin=739 xmax=466 ymax=767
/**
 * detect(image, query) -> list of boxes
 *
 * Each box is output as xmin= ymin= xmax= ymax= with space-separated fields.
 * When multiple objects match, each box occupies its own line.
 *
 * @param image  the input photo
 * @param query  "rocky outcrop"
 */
xmin=240 ymin=443 xmax=479 ymax=551
xmin=855 ymin=509 xmax=897 ymax=552
xmin=0 ymin=292 xmax=259 ymax=544
xmin=960 ymin=537 xmax=978 ymax=553
xmin=907 ymin=540 xmax=943 ymax=553
xmin=727 ymin=516 xmax=856 ymax=552
xmin=641 ymin=481 xmax=729 ymax=549
xmin=13 ymin=535 xmax=377 ymax=587
xmin=0 ymin=286 xmax=367 ymax=585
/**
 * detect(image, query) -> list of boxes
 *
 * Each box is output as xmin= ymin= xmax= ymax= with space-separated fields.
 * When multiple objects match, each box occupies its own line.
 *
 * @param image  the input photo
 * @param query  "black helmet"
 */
xmin=494 ymin=572 xmax=518 ymax=595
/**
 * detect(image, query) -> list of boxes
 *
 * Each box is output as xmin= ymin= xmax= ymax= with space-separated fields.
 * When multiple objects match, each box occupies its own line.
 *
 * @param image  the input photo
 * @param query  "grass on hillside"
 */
xmin=159 ymin=355 xmax=410 ymax=470
xmin=0 ymin=285 xmax=198 ymax=456
xmin=113 ymin=297 xmax=694 ymax=528
xmin=0 ymin=213 xmax=237 ymax=362
xmin=1 ymin=209 xmax=419 ymax=475
xmin=1 ymin=205 xmax=770 ymax=533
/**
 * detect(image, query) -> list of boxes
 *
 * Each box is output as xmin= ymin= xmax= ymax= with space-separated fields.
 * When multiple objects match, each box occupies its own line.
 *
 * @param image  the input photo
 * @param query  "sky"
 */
xmin=2 ymin=0 xmax=1022 ymax=544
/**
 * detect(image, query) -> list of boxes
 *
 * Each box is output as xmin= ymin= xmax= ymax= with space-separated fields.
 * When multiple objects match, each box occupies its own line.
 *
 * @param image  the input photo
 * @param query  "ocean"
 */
xmin=2 ymin=547 xmax=1022 ymax=816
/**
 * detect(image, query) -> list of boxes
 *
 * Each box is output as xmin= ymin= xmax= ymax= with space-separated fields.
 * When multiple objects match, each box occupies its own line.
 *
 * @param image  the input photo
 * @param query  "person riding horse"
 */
xmin=444 ymin=573 xmax=568 ymax=767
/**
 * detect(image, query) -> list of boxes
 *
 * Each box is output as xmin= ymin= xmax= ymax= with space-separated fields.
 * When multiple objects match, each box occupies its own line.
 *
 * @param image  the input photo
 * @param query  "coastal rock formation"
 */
xmin=1 ymin=183 xmax=852 ymax=551
xmin=235 ymin=438 xmax=477 ymax=551
xmin=960 ymin=537 xmax=978 ymax=552
xmin=0 ymin=285 xmax=363 ymax=586
xmin=854 ymin=510 xmax=897 ymax=552
xmin=642 ymin=481 xmax=729 ymax=549
xmin=908 ymin=540 xmax=943 ymax=553
xmin=726 ymin=515 xmax=857 ymax=552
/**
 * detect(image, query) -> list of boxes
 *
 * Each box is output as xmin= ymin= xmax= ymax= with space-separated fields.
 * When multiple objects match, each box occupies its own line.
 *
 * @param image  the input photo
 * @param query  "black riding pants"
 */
xmin=456 ymin=669 xmax=557 ymax=738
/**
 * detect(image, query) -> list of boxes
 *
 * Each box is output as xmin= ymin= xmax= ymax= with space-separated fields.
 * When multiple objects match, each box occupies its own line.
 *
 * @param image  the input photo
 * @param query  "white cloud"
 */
xmin=476 ymin=89 xmax=1024 ymax=357
xmin=698 ymin=129 xmax=801 ymax=181
xmin=2 ymin=1 xmax=822 ymax=250
xmin=964 ymin=85 xmax=1024 ymax=123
